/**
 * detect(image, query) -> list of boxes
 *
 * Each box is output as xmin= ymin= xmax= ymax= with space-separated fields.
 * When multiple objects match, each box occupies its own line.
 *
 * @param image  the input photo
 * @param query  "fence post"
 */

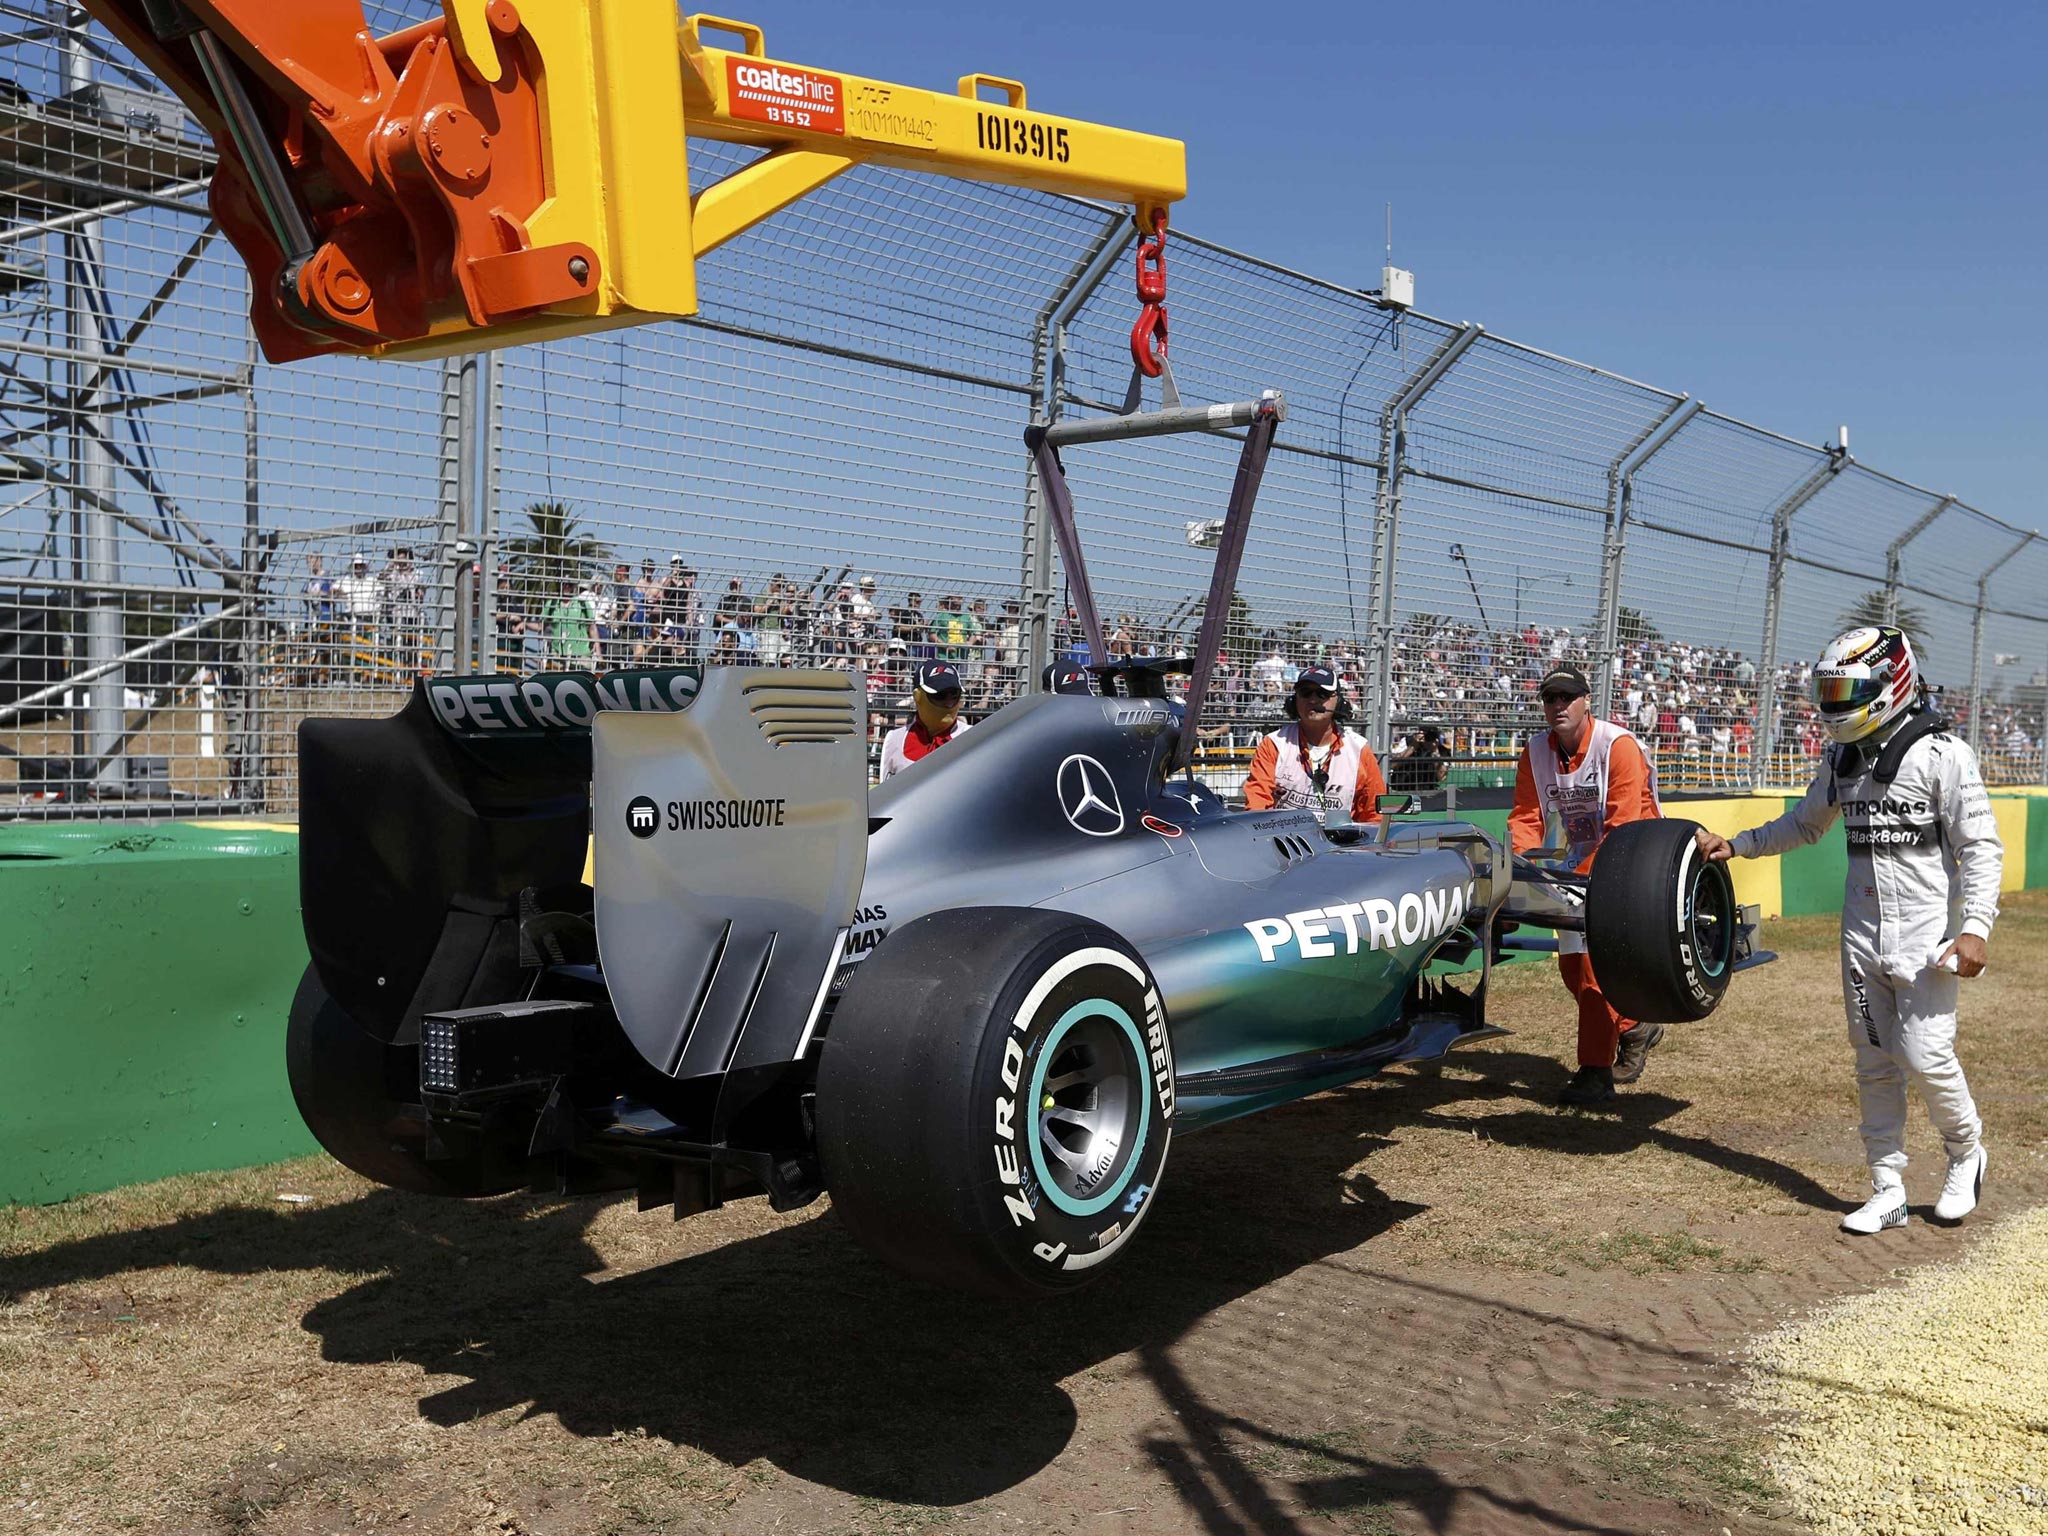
xmin=63 ymin=8 xmax=125 ymax=792
xmin=1967 ymin=532 xmax=2037 ymax=753
xmin=479 ymin=352 xmax=501 ymax=672
xmin=1022 ymin=213 xmax=1130 ymax=689
xmin=1369 ymin=322 xmax=1482 ymax=751
xmin=435 ymin=357 xmax=463 ymax=672
xmin=1752 ymin=454 xmax=1845 ymax=784
xmin=1598 ymin=396 xmax=1699 ymax=717
xmin=1883 ymin=494 xmax=1954 ymax=624
xmin=434 ymin=351 xmax=497 ymax=675
xmin=235 ymin=331 xmax=263 ymax=809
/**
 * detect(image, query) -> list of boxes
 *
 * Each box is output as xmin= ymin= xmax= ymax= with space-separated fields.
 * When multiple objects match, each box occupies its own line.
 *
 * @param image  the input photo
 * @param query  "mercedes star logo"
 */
xmin=1057 ymin=754 xmax=1124 ymax=837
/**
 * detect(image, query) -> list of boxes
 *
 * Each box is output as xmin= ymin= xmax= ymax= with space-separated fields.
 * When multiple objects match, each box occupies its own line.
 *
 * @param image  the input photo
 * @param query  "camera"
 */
xmin=1388 ymin=722 xmax=1450 ymax=793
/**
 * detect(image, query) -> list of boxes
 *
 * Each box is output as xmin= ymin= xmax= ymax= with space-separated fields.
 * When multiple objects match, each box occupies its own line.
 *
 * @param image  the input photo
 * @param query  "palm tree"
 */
xmin=1838 ymin=588 xmax=1931 ymax=664
xmin=500 ymin=501 xmax=613 ymax=607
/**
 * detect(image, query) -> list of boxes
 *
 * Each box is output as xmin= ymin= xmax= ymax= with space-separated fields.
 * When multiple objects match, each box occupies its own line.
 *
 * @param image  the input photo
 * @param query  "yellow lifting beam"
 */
xmin=82 ymin=1 xmax=1188 ymax=363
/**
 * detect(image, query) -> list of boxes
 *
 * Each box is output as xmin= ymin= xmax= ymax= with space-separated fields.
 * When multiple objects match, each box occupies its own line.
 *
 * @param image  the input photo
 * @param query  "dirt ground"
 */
xmin=4 ymin=893 xmax=2045 ymax=1536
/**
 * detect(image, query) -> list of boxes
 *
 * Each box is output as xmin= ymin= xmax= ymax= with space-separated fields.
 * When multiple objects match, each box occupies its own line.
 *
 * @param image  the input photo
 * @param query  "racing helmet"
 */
xmin=1812 ymin=625 xmax=1917 ymax=744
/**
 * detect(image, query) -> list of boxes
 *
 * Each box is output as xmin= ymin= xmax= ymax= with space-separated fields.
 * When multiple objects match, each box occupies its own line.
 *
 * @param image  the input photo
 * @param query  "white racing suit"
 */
xmin=1733 ymin=721 xmax=2002 ymax=1174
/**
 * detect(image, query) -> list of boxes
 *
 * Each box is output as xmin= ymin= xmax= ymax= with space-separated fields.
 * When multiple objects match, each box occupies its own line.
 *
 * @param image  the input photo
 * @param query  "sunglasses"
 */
xmin=1540 ymin=690 xmax=1581 ymax=706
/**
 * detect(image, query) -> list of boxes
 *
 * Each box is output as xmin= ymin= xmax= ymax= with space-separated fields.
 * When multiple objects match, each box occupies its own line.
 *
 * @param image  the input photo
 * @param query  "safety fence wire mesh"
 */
xmin=484 ymin=143 xmax=1114 ymax=720
xmin=1 ymin=6 xmax=452 ymax=816
xmin=4 ymin=3 xmax=2045 ymax=815
xmin=1055 ymin=240 xmax=1449 ymax=749
xmin=1389 ymin=337 xmax=1682 ymax=777
xmin=1978 ymin=535 xmax=2048 ymax=784
xmin=1601 ymin=520 xmax=1767 ymax=793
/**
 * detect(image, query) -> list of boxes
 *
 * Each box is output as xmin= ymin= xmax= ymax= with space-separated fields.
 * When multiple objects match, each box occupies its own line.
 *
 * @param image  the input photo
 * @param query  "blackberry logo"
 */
xmin=625 ymin=795 xmax=660 ymax=839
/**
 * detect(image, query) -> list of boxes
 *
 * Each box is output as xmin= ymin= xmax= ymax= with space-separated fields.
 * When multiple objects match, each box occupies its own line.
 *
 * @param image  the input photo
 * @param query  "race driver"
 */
xmin=1695 ymin=627 xmax=2001 ymax=1233
xmin=1243 ymin=667 xmax=1386 ymax=824
xmin=1507 ymin=662 xmax=1663 ymax=1107
xmin=879 ymin=660 xmax=973 ymax=779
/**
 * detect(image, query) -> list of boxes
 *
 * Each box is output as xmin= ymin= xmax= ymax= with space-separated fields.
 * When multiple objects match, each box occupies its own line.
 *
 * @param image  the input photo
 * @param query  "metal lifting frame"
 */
xmin=1596 ymin=395 xmax=1700 ymax=715
xmin=81 ymin=2 xmax=1187 ymax=363
xmin=1027 ymin=395 xmax=1282 ymax=667
xmin=1752 ymin=451 xmax=1850 ymax=779
xmin=1967 ymin=532 xmax=2038 ymax=750
xmin=1883 ymin=494 xmax=1956 ymax=624
xmin=1368 ymin=322 xmax=1482 ymax=750
xmin=1025 ymin=393 xmax=1285 ymax=764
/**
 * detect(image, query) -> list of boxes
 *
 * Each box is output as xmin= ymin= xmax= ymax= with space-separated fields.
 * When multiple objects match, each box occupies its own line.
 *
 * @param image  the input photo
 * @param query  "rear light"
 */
xmin=417 ymin=1000 xmax=587 ymax=1105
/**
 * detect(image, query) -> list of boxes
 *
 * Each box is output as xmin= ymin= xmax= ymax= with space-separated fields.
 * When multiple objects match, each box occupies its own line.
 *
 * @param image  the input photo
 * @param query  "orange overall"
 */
xmin=1508 ymin=728 xmax=1660 ymax=1068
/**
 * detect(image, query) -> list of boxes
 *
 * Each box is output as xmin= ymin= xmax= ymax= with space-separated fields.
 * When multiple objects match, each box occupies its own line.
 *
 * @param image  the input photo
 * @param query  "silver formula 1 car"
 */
xmin=289 ymin=393 xmax=1768 ymax=1297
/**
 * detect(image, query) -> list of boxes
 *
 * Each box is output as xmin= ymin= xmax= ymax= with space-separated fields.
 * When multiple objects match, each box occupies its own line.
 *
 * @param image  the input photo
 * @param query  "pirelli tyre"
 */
xmin=1584 ymin=817 xmax=1737 ymax=1023
xmin=285 ymin=965 xmax=523 ymax=1197
xmin=816 ymin=908 xmax=1173 ymax=1299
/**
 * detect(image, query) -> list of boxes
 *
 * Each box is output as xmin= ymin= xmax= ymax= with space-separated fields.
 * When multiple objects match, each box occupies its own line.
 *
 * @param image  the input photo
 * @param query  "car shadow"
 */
xmin=4 ymin=1096 xmax=1421 ymax=1506
xmin=4 ymin=1043 xmax=1841 ymax=1514
xmin=1343 ymin=1044 xmax=1852 ymax=1214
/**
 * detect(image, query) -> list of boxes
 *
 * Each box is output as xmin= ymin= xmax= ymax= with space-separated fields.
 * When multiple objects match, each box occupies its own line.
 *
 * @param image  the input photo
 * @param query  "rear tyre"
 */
xmin=816 ymin=908 xmax=1173 ymax=1298
xmin=286 ymin=965 xmax=521 ymax=1196
xmin=1584 ymin=818 xmax=1736 ymax=1023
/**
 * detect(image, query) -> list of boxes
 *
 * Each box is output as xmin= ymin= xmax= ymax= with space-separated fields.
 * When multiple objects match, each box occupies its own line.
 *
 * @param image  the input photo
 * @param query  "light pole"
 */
xmin=1513 ymin=569 xmax=1574 ymax=632
xmin=1447 ymin=544 xmax=1494 ymax=632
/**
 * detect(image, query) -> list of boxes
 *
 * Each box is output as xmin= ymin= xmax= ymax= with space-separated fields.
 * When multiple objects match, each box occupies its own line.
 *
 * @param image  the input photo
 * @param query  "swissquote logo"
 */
xmin=625 ymin=796 xmax=660 ymax=839
xmin=1057 ymin=754 xmax=1123 ymax=837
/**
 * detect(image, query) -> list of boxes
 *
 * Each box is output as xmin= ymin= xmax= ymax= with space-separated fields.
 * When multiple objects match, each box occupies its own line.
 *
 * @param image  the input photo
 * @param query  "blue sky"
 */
xmin=748 ymin=0 xmax=2046 ymax=522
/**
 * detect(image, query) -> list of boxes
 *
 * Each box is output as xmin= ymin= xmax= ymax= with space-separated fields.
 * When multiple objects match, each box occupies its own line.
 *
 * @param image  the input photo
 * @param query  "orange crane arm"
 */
xmin=82 ymin=2 xmax=1187 ymax=363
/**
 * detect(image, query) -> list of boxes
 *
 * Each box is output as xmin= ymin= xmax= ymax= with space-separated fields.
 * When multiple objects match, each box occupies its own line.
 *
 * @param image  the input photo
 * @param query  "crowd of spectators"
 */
xmin=294 ymin=548 xmax=427 ymax=681
xmin=289 ymin=553 xmax=2047 ymax=788
xmin=490 ymin=560 xmax=1034 ymax=711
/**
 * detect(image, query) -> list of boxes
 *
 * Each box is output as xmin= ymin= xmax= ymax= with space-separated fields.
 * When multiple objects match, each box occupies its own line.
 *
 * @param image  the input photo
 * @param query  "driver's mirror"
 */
xmin=1376 ymin=793 xmax=1422 ymax=816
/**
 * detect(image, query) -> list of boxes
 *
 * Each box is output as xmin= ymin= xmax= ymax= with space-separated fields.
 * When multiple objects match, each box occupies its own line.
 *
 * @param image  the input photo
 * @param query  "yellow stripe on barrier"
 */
xmin=1993 ymin=798 xmax=2028 ymax=892
xmin=1676 ymin=797 xmax=1784 ymax=920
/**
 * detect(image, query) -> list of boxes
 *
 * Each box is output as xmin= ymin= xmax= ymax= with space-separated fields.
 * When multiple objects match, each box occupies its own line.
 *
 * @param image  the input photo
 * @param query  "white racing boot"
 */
xmin=1934 ymin=1145 xmax=1986 ymax=1223
xmin=1841 ymin=1172 xmax=1909 ymax=1235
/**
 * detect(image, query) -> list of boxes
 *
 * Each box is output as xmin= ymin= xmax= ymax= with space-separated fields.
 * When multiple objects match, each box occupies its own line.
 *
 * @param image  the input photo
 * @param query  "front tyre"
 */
xmin=815 ymin=908 xmax=1173 ymax=1298
xmin=1584 ymin=817 xmax=1737 ymax=1023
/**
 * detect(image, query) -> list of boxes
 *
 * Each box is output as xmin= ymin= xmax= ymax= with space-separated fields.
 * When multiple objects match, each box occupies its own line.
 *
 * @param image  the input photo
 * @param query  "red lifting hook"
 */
xmin=1129 ymin=210 xmax=1169 ymax=378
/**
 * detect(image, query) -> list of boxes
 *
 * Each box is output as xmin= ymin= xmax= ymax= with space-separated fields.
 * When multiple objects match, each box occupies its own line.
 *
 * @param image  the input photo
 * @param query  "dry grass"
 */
xmin=3 ymin=891 xmax=2044 ymax=1535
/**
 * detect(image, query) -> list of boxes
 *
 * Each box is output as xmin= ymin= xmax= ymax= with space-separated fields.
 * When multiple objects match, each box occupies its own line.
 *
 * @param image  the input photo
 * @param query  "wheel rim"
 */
xmin=1027 ymin=999 xmax=1149 ymax=1217
xmin=1685 ymin=861 xmax=1735 ymax=979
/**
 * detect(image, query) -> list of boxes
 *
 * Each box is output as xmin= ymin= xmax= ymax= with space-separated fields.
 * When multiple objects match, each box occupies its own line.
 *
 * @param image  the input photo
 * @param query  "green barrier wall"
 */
xmin=1 ymin=822 xmax=315 ymax=1204
xmin=4 ymin=795 xmax=2040 ymax=1205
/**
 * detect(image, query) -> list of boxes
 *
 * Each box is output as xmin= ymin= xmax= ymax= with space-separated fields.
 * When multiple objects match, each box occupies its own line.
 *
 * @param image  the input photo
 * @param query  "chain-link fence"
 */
xmin=5 ymin=4 xmax=2044 ymax=816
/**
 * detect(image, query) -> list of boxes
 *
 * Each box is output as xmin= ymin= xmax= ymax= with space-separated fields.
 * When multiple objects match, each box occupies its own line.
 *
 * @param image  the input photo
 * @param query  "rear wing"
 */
xmin=300 ymin=667 xmax=867 ymax=1126
xmin=298 ymin=667 xmax=701 ymax=1043
xmin=593 ymin=669 xmax=867 ymax=1119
